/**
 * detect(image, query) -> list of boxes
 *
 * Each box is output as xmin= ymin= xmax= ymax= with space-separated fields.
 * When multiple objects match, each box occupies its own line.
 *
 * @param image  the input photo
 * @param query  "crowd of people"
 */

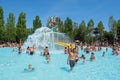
xmin=0 ymin=41 xmax=120 ymax=72
xmin=65 ymin=41 xmax=120 ymax=71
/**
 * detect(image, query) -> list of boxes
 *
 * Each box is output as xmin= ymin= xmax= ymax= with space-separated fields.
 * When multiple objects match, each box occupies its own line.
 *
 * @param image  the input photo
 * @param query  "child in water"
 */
xmin=80 ymin=54 xmax=86 ymax=63
xmin=90 ymin=52 xmax=96 ymax=61
xmin=44 ymin=47 xmax=50 ymax=63
xmin=28 ymin=64 xmax=33 ymax=70
xmin=64 ymin=47 xmax=67 ymax=54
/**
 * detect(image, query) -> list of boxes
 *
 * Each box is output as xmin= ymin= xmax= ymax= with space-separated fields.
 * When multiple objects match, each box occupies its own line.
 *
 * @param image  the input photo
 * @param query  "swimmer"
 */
xmin=18 ymin=46 xmax=22 ymax=54
xmin=102 ymin=51 xmax=105 ymax=57
xmin=106 ymin=47 xmax=108 ymax=52
xmin=86 ymin=45 xmax=90 ymax=53
xmin=29 ymin=46 xmax=35 ymax=55
xmin=44 ymin=47 xmax=50 ymax=63
xmin=90 ymin=52 xmax=96 ymax=61
xmin=26 ymin=46 xmax=30 ymax=53
xmin=64 ymin=47 xmax=67 ymax=54
xmin=28 ymin=64 xmax=34 ymax=70
xmin=80 ymin=54 xmax=86 ymax=63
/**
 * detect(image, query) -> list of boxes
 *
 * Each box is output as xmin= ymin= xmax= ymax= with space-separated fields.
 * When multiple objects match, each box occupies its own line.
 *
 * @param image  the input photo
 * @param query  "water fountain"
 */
xmin=22 ymin=27 xmax=73 ymax=54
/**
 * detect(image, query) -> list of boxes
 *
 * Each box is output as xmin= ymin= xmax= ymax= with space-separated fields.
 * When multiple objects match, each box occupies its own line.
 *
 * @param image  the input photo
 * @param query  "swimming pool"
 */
xmin=0 ymin=47 xmax=120 ymax=80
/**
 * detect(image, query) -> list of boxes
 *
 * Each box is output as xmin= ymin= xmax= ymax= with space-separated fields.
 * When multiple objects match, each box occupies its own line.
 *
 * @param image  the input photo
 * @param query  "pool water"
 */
xmin=0 ymin=47 xmax=120 ymax=80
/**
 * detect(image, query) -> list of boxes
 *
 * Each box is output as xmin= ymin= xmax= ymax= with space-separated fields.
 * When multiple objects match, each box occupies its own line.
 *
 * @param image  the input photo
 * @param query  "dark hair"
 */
xmin=91 ymin=52 xmax=94 ymax=55
xmin=27 ymin=46 xmax=29 ymax=49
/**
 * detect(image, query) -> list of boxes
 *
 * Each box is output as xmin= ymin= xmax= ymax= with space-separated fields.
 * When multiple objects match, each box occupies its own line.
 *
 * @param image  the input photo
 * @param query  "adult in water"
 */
xmin=67 ymin=48 xmax=76 ymax=71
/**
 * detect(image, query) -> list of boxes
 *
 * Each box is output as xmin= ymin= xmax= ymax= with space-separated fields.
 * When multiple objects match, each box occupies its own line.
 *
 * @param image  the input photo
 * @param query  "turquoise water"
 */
xmin=0 ymin=47 xmax=120 ymax=80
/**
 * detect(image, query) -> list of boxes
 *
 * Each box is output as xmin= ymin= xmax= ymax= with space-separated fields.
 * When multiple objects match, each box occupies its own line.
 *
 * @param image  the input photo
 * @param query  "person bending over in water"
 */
xmin=90 ymin=52 xmax=96 ymax=61
xmin=80 ymin=54 xmax=86 ymax=63
xmin=67 ymin=48 xmax=76 ymax=71
xmin=44 ymin=47 xmax=50 ymax=63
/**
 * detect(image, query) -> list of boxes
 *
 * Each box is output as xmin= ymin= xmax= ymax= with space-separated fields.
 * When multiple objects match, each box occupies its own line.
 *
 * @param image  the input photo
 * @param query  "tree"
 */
xmin=108 ymin=16 xmax=114 ymax=31
xmin=88 ymin=19 xmax=94 ymax=33
xmin=64 ymin=17 xmax=73 ymax=38
xmin=72 ymin=22 xmax=79 ymax=39
xmin=108 ymin=16 xmax=118 ymax=42
xmin=117 ymin=19 xmax=120 ymax=28
xmin=0 ymin=6 xmax=5 ymax=41
xmin=16 ymin=12 xmax=27 ymax=43
xmin=87 ymin=19 xmax=95 ymax=43
xmin=93 ymin=27 xmax=99 ymax=41
xmin=117 ymin=19 xmax=120 ymax=40
xmin=33 ymin=16 xmax=42 ymax=32
xmin=104 ymin=31 xmax=113 ymax=44
xmin=57 ymin=21 xmax=64 ymax=32
xmin=5 ymin=13 xmax=16 ymax=42
xmin=97 ymin=21 xmax=104 ymax=43
xmin=78 ymin=20 xmax=87 ymax=42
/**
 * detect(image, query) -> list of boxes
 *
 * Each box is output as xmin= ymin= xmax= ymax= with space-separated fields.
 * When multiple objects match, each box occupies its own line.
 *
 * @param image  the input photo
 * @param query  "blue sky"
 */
xmin=0 ymin=0 xmax=120 ymax=31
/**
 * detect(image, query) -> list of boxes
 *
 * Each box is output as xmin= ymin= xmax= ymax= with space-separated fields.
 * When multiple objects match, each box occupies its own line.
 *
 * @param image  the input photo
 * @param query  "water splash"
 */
xmin=22 ymin=27 xmax=72 ymax=53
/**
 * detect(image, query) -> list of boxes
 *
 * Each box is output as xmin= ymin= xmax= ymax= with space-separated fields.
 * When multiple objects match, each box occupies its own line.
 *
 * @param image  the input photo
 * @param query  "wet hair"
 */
xmin=91 ymin=52 xmax=94 ymax=55
xmin=46 ymin=46 xmax=48 ymax=48
xmin=27 ymin=46 xmax=29 ymax=49
xmin=28 ymin=64 xmax=32 ymax=66
xmin=81 ymin=54 xmax=84 ymax=57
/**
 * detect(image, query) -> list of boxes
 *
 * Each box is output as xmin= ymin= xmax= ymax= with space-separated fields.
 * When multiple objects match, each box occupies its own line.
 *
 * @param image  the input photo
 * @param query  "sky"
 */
xmin=0 ymin=0 xmax=120 ymax=31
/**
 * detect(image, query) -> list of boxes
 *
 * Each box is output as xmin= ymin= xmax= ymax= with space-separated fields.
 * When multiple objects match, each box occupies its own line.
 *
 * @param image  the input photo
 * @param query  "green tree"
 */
xmin=33 ymin=16 xmax=42 ymax=32
xmin=97 ymin=21 xmax=104 ymax=43
xmin=108 ymin=16 xmax=114 ymax=31
xmin=16 ymin=12 xmax=27 ymax=43
xmin=64 ymin=17 xmax=73 ymax=38
xmin=104 ymin=31 xmax=113 ymax=44
xmin=108 ymin=16 xmax=118 ymax=41
xmin=108 ymin=16 xmax=118 ymax=42
xmin=88 ymin=19 xmax=94 ymax=33
xmin=117 ymin=19 xmax=120 ymax=40
xmin=87 ymin=19 xmax=94 ymax=43
xmin=58 ymin=21 xmax=64 ymax=32
xmin=0 ymin=6 xmax=5 ymax=41
xmin=72 ymin=22 xmax=79 ymax=39
xmin=117 ymin=19 xmax=120 ymax=28
xmin=78 ymin=20 xmax=87 ymax=42
xmin=5 ymin=13 xmax=16 ymax=42
xmin=93 ymin=27 xmax=99 ymax=41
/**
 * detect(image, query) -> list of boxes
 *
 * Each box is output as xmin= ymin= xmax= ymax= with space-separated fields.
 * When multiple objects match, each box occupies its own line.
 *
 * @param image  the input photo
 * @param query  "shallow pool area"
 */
xmin=0 ymin=47 xmax=120 ymax=80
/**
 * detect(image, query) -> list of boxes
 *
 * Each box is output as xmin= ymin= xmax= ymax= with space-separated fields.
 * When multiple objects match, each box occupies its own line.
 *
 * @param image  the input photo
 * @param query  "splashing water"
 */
xmin=22 ymin=27 xmax=72 ymax=53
